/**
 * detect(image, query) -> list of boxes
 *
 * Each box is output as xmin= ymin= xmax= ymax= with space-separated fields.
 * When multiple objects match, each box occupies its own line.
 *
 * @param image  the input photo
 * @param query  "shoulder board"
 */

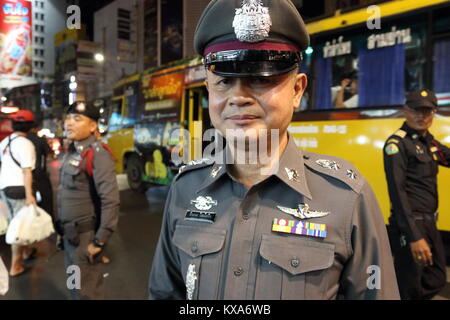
xmin=386 ymin=138 xmax=400 ymax=145
xmin=393 ymin=129 xmax=407 ymax=139
xmin=174 ymin=158 xmax=214 ymax=182
xmin=303 ymin=151 xmax=365 ymax=194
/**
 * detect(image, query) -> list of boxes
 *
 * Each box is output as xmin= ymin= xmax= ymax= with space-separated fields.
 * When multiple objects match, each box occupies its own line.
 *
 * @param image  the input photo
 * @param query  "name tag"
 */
xmin=185 ymin=210 xmax=216 ymax=224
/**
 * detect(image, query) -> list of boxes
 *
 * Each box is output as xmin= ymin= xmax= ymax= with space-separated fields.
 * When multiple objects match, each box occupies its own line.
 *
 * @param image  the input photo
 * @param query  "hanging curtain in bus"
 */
xmin=358 ymin=45 xmax=405 ymax=107
xmin=433 ymin=39 xmax=450 ymax=94
xmin=313 ymin=57 xmax=332 ymax=110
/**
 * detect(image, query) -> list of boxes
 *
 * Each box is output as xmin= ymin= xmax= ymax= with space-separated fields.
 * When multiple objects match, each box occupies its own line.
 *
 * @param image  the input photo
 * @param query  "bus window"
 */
xmin=433 ymin=38 xmax=450 ymax=107
xmin=109 ymin=99 xmax=123 ymax=127
xmin=311 ymin=17 xmax=427 ymax=110
xmin=122 ymin=82 xmax=139 ymax=126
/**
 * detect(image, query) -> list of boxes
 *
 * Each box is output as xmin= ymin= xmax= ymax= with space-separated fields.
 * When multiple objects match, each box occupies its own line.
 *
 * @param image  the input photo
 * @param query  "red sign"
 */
xmin=0 ymin=0 xmax=32 ymax=76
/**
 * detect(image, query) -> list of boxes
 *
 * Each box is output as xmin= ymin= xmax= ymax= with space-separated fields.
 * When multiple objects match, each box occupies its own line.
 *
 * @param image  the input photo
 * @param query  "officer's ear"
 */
xmin=293 ymin=72 xmax=307 ymax=110
xmin=88 ymin=119 xmax=98 ymax=134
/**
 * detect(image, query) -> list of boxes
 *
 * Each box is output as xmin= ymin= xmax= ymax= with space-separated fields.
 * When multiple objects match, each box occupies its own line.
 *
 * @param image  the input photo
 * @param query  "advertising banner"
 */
xmin=0 ymin=0 xmax=33 ymax=88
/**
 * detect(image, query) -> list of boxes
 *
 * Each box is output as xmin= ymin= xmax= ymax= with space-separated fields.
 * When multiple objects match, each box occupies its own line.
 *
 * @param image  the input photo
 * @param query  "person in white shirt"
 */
xmin=0 ymin=110 xmax=37 ymax=276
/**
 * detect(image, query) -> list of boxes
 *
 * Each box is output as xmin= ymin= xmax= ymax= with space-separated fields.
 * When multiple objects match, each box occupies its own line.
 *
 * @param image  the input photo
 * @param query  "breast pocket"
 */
xmin=172 ymin=224 xmax=226 ymax=300
xmin=61 ymin=163 xmax=81 ymax=189
xmin=255 ymin=234 xmax=335 ymax=300
xmin=414 ymin=153 xmax=435 ymax=177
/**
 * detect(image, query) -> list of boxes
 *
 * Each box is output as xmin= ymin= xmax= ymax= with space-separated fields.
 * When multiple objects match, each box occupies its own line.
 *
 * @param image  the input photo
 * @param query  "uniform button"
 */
xmin=234 ymin=267 xmax=244 ymax=276
xmin=191 ymin=242 xmax=198 ymax=254
xmin=291 ymin=259 xmax=300 ymax=268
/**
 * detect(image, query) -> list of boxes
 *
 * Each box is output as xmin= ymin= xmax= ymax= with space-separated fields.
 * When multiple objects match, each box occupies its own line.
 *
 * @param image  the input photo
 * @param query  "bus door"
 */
xmin=183 ymin=86 xmax=209 ymax=161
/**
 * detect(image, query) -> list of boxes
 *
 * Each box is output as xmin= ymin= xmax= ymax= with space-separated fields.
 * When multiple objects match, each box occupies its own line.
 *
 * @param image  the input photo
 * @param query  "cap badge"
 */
xmin=76 ymin=103 xmax=86 ymax=112
xmin=277 ymin=203 xmax=330 ymax=220
xmin=233 ymin=0 xmax=272 ymax=43
xmin=421 ymin=91 xmax=428 ymax=97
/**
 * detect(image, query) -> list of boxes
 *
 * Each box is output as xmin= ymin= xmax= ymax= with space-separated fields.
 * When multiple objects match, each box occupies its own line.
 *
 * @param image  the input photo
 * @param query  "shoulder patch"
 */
xmin=303 ymin=151 xmax=365 ymax=194
xmin=393 ymin=129 xmax=407 ymax=139
xmin=174 ymin=158 xmax=214 ymax=182
xmin=385 ymin=143 xmax=399 ymax=156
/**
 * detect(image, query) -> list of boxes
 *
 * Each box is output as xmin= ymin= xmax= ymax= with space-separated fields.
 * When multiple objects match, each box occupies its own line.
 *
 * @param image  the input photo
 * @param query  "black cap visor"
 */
xmin=205 ymin=49 xmax=301 ymax=77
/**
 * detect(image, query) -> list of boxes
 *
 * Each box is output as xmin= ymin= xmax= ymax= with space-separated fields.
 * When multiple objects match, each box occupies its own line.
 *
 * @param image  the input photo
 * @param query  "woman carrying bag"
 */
xmin=0 ymin=110 xmax=37 ymax=276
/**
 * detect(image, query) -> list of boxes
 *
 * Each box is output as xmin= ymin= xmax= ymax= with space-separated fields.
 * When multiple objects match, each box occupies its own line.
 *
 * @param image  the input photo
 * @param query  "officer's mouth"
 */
xmin=226 ymin=114 xmax=260 ymax=125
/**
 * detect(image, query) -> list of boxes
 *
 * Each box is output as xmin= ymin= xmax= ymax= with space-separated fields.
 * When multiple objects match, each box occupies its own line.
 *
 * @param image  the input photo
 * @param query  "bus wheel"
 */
xmin=126 ymin=155 xmax=147 ymax=193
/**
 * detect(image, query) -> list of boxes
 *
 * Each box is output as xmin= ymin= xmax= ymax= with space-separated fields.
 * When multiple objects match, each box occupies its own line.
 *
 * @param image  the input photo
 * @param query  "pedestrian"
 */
xmin=0 ymin=110 xmax=37 ymax=276
xmin=149 ymin=0 xmax=399 ymax=300
xmin=56 ymin=101 xmax=119 ymax=300
xmin=27 ymin=123 xmax=54 ymax=219
xmin=384 ymin=89 xmax=450 ymax=300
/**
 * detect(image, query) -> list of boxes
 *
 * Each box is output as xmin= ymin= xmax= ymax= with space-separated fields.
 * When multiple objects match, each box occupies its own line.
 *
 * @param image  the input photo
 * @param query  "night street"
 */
xmin=0 ymin=158 xmax=167 ymax=300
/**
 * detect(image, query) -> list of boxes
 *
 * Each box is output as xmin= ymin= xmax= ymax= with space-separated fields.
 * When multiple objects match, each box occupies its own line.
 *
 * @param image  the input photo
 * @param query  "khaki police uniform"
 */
xmin=149 ymin=0 xmax=399 ymax=300
xmin=384 ymin=90 xmax=450 ymax=299
xmin=58 ymin=103 xmax=120 ymax=300
xmin=149 ymin=137 xmax=399 ymax=299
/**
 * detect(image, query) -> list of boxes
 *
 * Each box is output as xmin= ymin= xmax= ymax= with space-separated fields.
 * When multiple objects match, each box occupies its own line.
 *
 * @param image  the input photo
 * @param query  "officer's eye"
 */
xmin=215 ymin=77 xmax=232 ymax=86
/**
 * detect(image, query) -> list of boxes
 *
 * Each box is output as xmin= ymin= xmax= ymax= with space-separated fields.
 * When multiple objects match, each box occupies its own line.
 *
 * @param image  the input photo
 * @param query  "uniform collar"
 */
xmin=401 ymin=122 xmax=433 ymax=142
xmin=73 ymin=135 xmax=97 ymax=153
xmin=196 ymin=134 xmax=312 ymax=200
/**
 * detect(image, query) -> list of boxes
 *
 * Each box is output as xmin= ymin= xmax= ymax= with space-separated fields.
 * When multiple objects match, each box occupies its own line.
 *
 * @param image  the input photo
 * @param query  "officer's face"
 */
xmin=206 ymin=70 xmax=307 ymax=144
xmin=404 ymin=106 xmax=436 ymax=132
xmin=64 ymin=114 xmax=98 ymax=141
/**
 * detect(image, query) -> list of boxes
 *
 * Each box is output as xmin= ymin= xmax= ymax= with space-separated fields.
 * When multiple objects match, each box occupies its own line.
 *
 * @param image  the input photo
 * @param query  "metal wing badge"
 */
xmin=277 ymin=203 xmax=330 ymax=220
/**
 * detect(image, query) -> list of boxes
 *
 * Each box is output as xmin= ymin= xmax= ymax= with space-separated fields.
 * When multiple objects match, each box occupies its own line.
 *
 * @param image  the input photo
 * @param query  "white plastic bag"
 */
xmin=0 ymin=200 xmax=9 ymax=235
xmin=0 ymin=256 xmax=8 ymax=296
xmin=6 ymin=205 xmax=55 ymax=245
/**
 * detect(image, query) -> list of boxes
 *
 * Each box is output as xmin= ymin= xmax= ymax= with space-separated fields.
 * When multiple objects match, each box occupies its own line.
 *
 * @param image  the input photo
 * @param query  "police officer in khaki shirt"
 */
xmin=149 ymin=0 xmax=399 ymax=300
xmin=58 ymin=101 xmax=119 ymax=299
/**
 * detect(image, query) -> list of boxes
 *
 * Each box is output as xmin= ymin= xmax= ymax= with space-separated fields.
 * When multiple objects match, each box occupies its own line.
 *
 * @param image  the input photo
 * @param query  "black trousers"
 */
xmin=63 ymin=230 xmax=105 ymax=300
xmin=388 ymin=217 xmax=447 ymax=300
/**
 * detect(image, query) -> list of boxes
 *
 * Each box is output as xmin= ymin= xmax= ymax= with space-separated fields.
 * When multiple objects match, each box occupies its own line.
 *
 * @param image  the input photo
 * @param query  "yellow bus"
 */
xmin=104 ymin=0 xmax=450 ymax=237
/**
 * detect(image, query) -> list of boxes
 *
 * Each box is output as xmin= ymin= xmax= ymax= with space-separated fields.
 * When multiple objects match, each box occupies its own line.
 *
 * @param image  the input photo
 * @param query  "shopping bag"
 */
xmin=0 ymin=200 xmax=9 ymax=235
xmin=0 ymin=256 xmax=8 ymax=296
xmin=6 ymin=205 xmax=55 ymax=245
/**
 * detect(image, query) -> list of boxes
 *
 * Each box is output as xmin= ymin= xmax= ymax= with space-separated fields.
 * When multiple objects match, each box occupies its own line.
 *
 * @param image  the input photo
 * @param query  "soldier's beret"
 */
xmin=194 ymin=0 xmax=310 ymax=77
xmin=66 ymin=101 xmax=101 ymax=121
xmin=405 ymin=90 xmax=438 ymax=109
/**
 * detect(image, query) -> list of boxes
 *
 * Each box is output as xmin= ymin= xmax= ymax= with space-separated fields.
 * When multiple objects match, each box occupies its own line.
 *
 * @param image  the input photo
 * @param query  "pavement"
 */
xmin=1 ymin=159 xmax=450 ymax=300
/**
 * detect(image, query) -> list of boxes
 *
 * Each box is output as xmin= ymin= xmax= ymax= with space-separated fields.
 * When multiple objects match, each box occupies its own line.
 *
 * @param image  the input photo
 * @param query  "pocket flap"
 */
xmin=173 ymin=224 xmax=226 ymax=258
xmin=259 ymin=235 xmax=335 ymax=275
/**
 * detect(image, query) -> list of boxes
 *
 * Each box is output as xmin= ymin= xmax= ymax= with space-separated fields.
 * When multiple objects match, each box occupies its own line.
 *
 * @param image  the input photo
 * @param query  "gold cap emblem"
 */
xmin=421 ymin=91 xmax=428 ymax=97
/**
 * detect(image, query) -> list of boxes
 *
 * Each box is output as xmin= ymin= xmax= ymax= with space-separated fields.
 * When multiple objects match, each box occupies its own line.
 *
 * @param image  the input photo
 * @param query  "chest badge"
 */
xmin=277 ymin=203 xmax=329 ymax=220
xmin=186 ymin=264 xmax=197 ymax=300
xmin=416 ymin=145 xmax=424 ymax=155
xmin=191 ymin=196 xmax=217 ymax=211
xmin=272 ymin=218 xmax=327 ymax=239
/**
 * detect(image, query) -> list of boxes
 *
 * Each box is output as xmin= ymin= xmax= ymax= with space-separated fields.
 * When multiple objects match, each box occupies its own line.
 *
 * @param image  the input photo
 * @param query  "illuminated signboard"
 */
xmin=0 ymin=0 xmax=33 ymax=88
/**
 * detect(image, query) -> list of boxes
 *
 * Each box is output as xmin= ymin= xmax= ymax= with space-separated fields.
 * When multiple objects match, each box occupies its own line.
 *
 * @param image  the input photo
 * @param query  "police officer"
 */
xmin=384 ymin=90 xmax=450 ymax=300
xmin=57 ymin=101 xmax=120 ymax=300
xmin=149 ymin=0 xmax=399 ymax=300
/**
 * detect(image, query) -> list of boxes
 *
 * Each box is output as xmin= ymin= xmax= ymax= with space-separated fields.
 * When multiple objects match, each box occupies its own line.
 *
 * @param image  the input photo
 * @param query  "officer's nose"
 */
xmin=228 ymin=80 xmax=255 ymax=108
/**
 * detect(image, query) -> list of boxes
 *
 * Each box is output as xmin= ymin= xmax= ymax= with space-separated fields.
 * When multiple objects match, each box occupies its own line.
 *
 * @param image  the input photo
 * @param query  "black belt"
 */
xmin=63 ymin=218 xmax=96 ymax=234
